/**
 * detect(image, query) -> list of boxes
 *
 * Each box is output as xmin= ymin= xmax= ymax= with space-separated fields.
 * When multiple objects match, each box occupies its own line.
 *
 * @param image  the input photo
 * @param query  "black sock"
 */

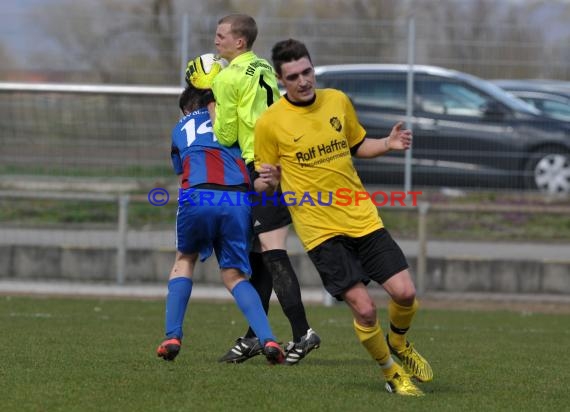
xmin=244 ymin=252 xmax=273 ymax=339
xmin=262 ymin=249 xmax=310 ymax=342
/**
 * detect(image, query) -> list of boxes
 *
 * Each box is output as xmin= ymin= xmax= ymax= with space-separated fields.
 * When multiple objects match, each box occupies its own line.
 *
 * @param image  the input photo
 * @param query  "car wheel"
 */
xmin=525 ymin=147 xmax=570 ymax=194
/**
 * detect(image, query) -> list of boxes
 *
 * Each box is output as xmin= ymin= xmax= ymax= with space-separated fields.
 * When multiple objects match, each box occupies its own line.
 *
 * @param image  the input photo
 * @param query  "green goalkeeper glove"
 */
xmin=185 ymin=53 xmax=227 ymax=89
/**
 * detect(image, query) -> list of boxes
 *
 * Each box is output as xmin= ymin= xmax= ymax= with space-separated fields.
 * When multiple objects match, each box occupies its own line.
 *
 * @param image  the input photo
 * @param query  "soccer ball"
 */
xmin=185 ymin=53 xmax=228 ymax=89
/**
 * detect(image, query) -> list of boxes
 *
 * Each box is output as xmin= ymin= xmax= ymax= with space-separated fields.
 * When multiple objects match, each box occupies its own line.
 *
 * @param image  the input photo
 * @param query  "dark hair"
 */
xmin=218 ymin=14 xmax=258 ymax=49
xmin=179 ymin=85 xmax=214 ymax=113
xmin=271 ymin=39 xmax=312 ymax=76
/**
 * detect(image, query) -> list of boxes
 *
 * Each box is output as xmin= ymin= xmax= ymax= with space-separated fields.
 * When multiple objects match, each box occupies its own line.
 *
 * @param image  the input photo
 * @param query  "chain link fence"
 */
xmin=1 ymin=8 xmax=569 ymax=84
xmin=1 ymin=8 xmax=569 ymax=287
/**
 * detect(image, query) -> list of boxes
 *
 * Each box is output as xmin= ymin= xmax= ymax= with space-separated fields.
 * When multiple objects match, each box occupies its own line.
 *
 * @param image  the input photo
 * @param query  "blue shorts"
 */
xmin=176 ymin=189 xmax=252 ymax=275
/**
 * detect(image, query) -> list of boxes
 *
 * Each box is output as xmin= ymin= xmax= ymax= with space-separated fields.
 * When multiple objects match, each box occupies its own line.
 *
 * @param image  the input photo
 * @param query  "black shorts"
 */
xmin=247 ymin=162 xmax=292 ymax=235
xmin=307 ymin=228 xmax=409 ymax=300
xmin=250 ymin=191 xmax=292 ymax=234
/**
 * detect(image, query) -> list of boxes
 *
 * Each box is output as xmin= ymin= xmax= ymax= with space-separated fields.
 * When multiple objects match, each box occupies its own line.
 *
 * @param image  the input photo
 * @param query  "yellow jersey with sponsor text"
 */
xmin=254 ymin=89 xmax=384 ymax=251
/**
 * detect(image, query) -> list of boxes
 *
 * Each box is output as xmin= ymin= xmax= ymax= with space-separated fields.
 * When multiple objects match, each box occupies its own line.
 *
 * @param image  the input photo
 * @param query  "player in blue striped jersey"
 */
xmin=156 ymin=84 xmax=284 ymax=364
xmin=171 ymin=99 xmax=249 ymax=191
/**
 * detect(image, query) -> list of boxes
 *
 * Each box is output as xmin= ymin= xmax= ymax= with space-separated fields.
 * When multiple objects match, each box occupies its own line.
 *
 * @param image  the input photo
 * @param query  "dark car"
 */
xmin=491 ymin=79 xmax=570 ymax=122
xmin=315 ymin=64 xmax=570 ymax=194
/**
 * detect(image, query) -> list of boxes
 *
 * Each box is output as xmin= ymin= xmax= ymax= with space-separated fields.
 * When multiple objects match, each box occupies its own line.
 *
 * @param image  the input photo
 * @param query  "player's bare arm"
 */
xmin=355 ymin=121 xmax=412 ymax=158
xmin=254 ymin=163 xmax=280 ymax=194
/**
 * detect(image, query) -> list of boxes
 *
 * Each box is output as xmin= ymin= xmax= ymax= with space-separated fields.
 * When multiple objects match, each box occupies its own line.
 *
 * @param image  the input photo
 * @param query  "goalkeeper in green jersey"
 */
xmin=205 ymin=14 xmax=320 ymax=365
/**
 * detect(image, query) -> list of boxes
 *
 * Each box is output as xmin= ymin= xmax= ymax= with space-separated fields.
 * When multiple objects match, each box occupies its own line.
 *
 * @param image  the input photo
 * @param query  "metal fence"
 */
xmin=2 ymin=8 xmax=569 ymax=191
xmin=2 ymin=188 xmax=569 ymax=298
xmin=1 ymin=10 xmax=569 ymax=85
xmin=0 ymin=83 xmax=181 ymax=179
xmin=1 ymin=8 xmax=569 ymax=299
xmin=2 ymin=75 xmax=569 ymax=194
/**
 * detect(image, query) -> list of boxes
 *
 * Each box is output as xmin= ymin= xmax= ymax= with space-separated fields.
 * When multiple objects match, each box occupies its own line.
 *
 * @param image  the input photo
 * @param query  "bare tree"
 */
xmin=524 ymin=0 xmax=570 ymax=79
xmin=296 ymin=0 xmax=406 ymax=64
xmin=150 ymin=0 xmax=177 ymax=80
xmin=413 ymin=0 xmax=545 ymax=78
xmin=0 ymin=43 xmax=17 ymax=72
xmin=29 ymin=0 xmax=179 ymax=84
xmin=20 ymin=0 xmax=570 ymax=83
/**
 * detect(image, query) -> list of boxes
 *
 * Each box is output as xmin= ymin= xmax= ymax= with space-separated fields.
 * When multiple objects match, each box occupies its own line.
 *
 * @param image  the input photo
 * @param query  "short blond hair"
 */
xmin=218 ymin=14 xmax=258 ymax=49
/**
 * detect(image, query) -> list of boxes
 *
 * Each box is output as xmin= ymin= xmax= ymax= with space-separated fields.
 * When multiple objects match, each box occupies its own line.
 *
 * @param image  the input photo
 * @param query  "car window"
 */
xmin=517 ymin=96 xmax=539 ymax=110
xmin=537 ymin=99 xmax=570 ymax=121
xmin=418 ymin=77 xmax=494 ymax=118
xmin=317 ymin=73 xmax=407 ymax=110
xmin=473 ymin=78 xmax=540 ymax=114
xmin=514 ymin=95 xmax=570 ymax=121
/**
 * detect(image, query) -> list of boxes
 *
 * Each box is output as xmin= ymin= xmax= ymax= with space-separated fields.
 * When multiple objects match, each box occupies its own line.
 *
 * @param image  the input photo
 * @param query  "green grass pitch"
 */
xmin=1 ymin=295 xmax=569 ymax=411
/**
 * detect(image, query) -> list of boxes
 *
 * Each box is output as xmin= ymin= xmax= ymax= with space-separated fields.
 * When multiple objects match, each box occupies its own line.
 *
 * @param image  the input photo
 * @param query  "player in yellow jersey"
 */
xmin=209 ymin=14 xmax=320 ymax=365
xmin=254 ymin=39 xmax=433 ymax=396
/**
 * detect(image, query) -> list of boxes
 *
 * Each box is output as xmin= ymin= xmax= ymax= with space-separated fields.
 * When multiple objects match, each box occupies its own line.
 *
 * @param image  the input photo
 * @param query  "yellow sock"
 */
xmin=388 ymin=298 xmax=418 ymax=351
xmin=353 ymin=319 xmax=391 ymax=365
xmin=380 ymin=358 xmax=400 ymax=379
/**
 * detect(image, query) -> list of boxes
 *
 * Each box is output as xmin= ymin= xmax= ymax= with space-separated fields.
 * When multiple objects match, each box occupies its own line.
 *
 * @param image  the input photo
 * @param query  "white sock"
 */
xmin=380 ymin=356 xmax=394 ymax=370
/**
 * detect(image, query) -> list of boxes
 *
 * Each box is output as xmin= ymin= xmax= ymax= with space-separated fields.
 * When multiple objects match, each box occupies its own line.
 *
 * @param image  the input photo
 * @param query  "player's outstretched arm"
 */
xmin=355 ymin=121 xmax=412 ymax=158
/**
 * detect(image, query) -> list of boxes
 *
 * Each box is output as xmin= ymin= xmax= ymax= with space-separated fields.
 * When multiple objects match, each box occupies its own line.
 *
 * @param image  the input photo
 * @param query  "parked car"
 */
xmin=314 ymin=64 xmax=570 ymax=194
xmin=491 ymin=79 xmax=570 ymax=122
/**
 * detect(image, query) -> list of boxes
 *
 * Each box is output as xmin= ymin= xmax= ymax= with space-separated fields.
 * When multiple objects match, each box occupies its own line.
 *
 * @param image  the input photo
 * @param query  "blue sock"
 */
xmin=165 ymin=277 xmax=193 ymax=339
xmin=231 ymin=281 xmax=276 ymax=345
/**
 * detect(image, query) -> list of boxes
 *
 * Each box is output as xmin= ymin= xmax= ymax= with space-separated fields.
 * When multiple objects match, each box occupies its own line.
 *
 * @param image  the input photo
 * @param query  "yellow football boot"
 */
xmin=388 ymin=337 xmax=434 ymax=383
xmin=385 ymin=366 xmax=424 ymax=396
